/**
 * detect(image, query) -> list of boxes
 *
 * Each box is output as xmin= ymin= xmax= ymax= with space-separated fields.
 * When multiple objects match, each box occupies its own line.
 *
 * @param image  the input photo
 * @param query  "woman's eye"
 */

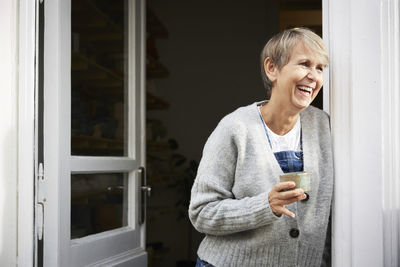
xmin=317 ymin=66 xmax=324 ymax=71
xmin=300 ymin=62 xmax=308 ymax=66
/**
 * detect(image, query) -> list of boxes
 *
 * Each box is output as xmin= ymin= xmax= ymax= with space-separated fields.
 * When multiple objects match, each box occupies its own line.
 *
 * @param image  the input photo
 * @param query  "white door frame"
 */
xmin=324 ymin=1 xmax=355 ymax=263
xmin=322 ymin=0 xmax=330 ymax=115
xmin=324 ymin=0 xmax=394 ymax=266
xmin=17 ymin=0 xmax=148 ymax=265
xmin=17 ymin=0 xmax=37 ymax=265
xmin=381 ymin=1 xmax=400 ymax=266
xmin=42 ymin=0 xmax=71 ymax=264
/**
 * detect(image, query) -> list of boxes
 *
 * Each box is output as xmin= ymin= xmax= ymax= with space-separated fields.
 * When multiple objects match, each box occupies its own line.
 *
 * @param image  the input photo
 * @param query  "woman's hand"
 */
xmin=268 ymin=182 xmax=307 ymax=218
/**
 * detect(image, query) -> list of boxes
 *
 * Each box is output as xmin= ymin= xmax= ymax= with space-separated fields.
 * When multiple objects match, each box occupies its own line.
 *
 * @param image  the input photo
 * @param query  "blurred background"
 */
xmin=69 ymin=0 xmax=323 ymax=265
xmin=145 ymin=0 xmax=322 ymax=266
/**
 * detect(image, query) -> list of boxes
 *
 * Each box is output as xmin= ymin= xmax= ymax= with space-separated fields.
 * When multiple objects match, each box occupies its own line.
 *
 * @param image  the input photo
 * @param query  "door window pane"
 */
xmin=71 ymin=173 xmax=128 ymax=239
xmin=71 ymin=0 xmax=128 ymax=156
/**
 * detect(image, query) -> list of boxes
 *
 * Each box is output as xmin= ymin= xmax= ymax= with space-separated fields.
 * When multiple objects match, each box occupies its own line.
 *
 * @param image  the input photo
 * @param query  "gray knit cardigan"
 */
xmin=189 ymin=101 xmax=333 ymax=267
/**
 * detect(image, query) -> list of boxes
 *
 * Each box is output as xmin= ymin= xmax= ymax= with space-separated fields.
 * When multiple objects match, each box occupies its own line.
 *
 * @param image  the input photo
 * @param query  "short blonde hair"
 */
xmin=260 ymin=27 xmax=329 ymax=98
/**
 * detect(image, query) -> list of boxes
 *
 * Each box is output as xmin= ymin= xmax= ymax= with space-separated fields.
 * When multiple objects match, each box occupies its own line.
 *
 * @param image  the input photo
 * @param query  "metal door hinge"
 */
xmin=139 ymin=167 xmax=151 ymax=225
xmin=37 ymin=163 xmax=46 ymax=240
xmin=36 ymin=203 xmax=44 ymax=240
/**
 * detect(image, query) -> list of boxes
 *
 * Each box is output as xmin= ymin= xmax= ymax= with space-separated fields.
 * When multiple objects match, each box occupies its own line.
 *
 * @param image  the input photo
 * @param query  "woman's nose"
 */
xmin=306 ymin=68 xmax=318 ymax=80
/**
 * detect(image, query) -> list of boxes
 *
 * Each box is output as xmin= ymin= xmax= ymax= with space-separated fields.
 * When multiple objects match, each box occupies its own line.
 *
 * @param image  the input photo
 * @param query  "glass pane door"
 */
xmin=70 ymin=0 xmax=129 ymax=241
xmin=71 ymin=173 xmax=128 ymax=239
xmin=71 ymin=0 xmax=128 ymax=157
xmin=42 ymin=0 xmax=147 ymax=266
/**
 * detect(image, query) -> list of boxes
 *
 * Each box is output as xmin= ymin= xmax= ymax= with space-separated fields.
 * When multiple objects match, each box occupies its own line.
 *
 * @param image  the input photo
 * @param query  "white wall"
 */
xmin=0 ymin=0 xmax=18 ymax=265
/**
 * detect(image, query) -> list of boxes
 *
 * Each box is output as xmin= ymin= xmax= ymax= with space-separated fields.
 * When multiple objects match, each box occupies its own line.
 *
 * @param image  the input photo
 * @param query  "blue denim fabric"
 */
xmin=195 ymin=258 xmax=215 ymax=267
xmin=274 ymin=150 xmax=304 ymax=173
xmin=258 ymin=111 xmax=304 ymax=173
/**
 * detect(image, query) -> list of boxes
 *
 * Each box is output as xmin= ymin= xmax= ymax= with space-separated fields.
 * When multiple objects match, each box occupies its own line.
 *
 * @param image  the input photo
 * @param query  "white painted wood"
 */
xmin=43 ymin=0 xmax=147 ymax=265
xmin=0 ymin=0 xmax=18 ymax=265
xmin=348 ymin=0 xmax=384 ymax=259
xmin=326 ymin=2 xmax=353 ymax=265
xmin=88 ymin=249 xmax=147 ymax=267
xmin=70 ymin=228 xmax=140 ymax=266
xmin=322 ymin=0 xmax=330 ymax=114
xmin=137 ymin=0 xmax=147 ymax=250
xmin=131 ymin=0 xmax=147 ymax=250
xmin=43 ymin=0 xmax=71 ymax=264
xmin=17 ymin=0 xmax=37 ymax=265
xmin=328 ymin=0 xmax=384 ymax=266
xmin=381 ymin=1 xmax=400 ymax=266
xmin=71 ymin=157 xmax=138 ymax=173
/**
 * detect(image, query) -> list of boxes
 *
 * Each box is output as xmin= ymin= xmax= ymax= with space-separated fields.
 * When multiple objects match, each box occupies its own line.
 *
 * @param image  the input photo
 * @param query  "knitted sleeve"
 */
xmin=188 ymin=116 xmax=280 ymax=236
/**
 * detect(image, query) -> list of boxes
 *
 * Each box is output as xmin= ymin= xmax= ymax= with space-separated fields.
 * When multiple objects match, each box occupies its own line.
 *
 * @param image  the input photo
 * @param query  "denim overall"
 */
xmin=259 ymin=113 xmax=304 ymax=173
xmin=195 ymin=258 xmax=215 ymax=267
xmin=195 ymin=116 xmax=304 ymax=267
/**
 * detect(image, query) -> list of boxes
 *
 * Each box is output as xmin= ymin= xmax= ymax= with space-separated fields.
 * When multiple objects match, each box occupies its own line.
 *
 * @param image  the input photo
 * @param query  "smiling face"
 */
xmin=266 ymin=41 xmax=325 ymax=112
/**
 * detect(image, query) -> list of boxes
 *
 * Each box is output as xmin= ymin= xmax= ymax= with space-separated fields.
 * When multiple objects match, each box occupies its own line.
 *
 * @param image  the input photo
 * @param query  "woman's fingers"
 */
xmin=270 ymin=193 xmax=306 ymax=206
xmin=279 ymin=188 xmax=305 ymax=200
xmin=274 ymin=206 xmax=296 ymax=218
xmin=273 ymin=181 xmax=296 ymax=192
xmin=279 ymin=194 xmax=306 ymax=205
xmin=269 ymin=182 xmax=307 ymax=218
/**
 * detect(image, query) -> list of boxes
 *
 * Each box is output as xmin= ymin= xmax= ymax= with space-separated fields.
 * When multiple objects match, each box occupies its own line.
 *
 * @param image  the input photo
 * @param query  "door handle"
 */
xmin=139 ymin=166 xmax=151 ymax=224
xmin=141 ymin=185 xmax=151 ymax=197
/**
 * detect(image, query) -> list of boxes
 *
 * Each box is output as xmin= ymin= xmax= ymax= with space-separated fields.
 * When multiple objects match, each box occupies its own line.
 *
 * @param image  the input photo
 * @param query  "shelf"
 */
xmin=72 ymin=52 xmax=123 ymax=81
xmin=72 ymin=0 xmax=123 ymax=33
xmin=147 ymin=92 xmax=170 ymax=110
xmin=146 ymin=140 xmax=171 ymax=152
xmin=147 ymin=8 xmax=168 ymax=38
xmin=147 ymin=59 xmax=170 ymax=79
xmin=72 ymin=134 xmax=124 ymax=151
xmin=279 ymin=0 xmax=321 ymax=10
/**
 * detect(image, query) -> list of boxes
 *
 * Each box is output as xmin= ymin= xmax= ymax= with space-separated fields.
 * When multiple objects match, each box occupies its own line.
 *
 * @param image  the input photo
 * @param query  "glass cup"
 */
xmin=279 ymin=171 xmax=310 ymax=192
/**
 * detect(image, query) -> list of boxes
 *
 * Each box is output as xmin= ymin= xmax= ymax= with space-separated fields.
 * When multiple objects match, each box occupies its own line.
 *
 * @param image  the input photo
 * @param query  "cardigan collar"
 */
xmin=253 ymin=101 xmax=314 ymax=177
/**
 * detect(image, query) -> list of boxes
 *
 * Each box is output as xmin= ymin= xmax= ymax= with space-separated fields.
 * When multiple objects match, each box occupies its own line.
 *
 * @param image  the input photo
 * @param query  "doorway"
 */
xmin=145 ymin=1 xmax=325 ymax=266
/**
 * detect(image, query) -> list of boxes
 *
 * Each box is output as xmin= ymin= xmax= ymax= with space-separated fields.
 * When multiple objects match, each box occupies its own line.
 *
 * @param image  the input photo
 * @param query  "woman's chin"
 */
xmin=292 ymin=97 xmax=312 ymax=110
xmin=292 ymin=91 xmax=314 ymax=109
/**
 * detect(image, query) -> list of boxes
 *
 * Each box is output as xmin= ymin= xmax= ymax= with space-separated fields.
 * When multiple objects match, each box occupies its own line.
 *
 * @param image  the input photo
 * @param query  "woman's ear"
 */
xmin=264 ymin=57 xmax=278 ymax=83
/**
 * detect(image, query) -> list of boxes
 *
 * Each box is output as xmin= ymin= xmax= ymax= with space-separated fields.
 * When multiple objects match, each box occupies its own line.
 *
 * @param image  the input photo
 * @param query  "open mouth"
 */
xmin=296 ymin=85 xmax=313 ymax=96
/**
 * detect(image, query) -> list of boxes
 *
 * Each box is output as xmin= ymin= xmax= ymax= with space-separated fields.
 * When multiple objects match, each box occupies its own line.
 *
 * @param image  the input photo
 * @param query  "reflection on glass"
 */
xmin=71 ymin=173 xmax=128 ymax=239
xmin=71 ymin=0 xmax=128 ymax=156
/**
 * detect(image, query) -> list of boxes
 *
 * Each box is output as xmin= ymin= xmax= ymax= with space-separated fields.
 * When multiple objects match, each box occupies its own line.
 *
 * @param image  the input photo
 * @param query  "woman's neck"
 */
xmin=260 ymin=98 xmax=300 ymax=136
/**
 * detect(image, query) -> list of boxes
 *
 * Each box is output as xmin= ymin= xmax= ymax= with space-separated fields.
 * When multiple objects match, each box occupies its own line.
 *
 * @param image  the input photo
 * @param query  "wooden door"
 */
xmin=40 ymin=0 xmax=148 ymax=265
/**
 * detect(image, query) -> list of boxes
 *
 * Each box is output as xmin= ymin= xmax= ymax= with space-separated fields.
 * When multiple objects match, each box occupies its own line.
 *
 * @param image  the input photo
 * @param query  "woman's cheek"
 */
xmin=299 ymin=69 xmax=309 ymax=78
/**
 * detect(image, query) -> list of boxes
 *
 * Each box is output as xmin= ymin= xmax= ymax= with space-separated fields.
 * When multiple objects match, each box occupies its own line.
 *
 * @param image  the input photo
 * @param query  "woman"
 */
xmin=189 ymin=28 xmax=333 ymax=267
